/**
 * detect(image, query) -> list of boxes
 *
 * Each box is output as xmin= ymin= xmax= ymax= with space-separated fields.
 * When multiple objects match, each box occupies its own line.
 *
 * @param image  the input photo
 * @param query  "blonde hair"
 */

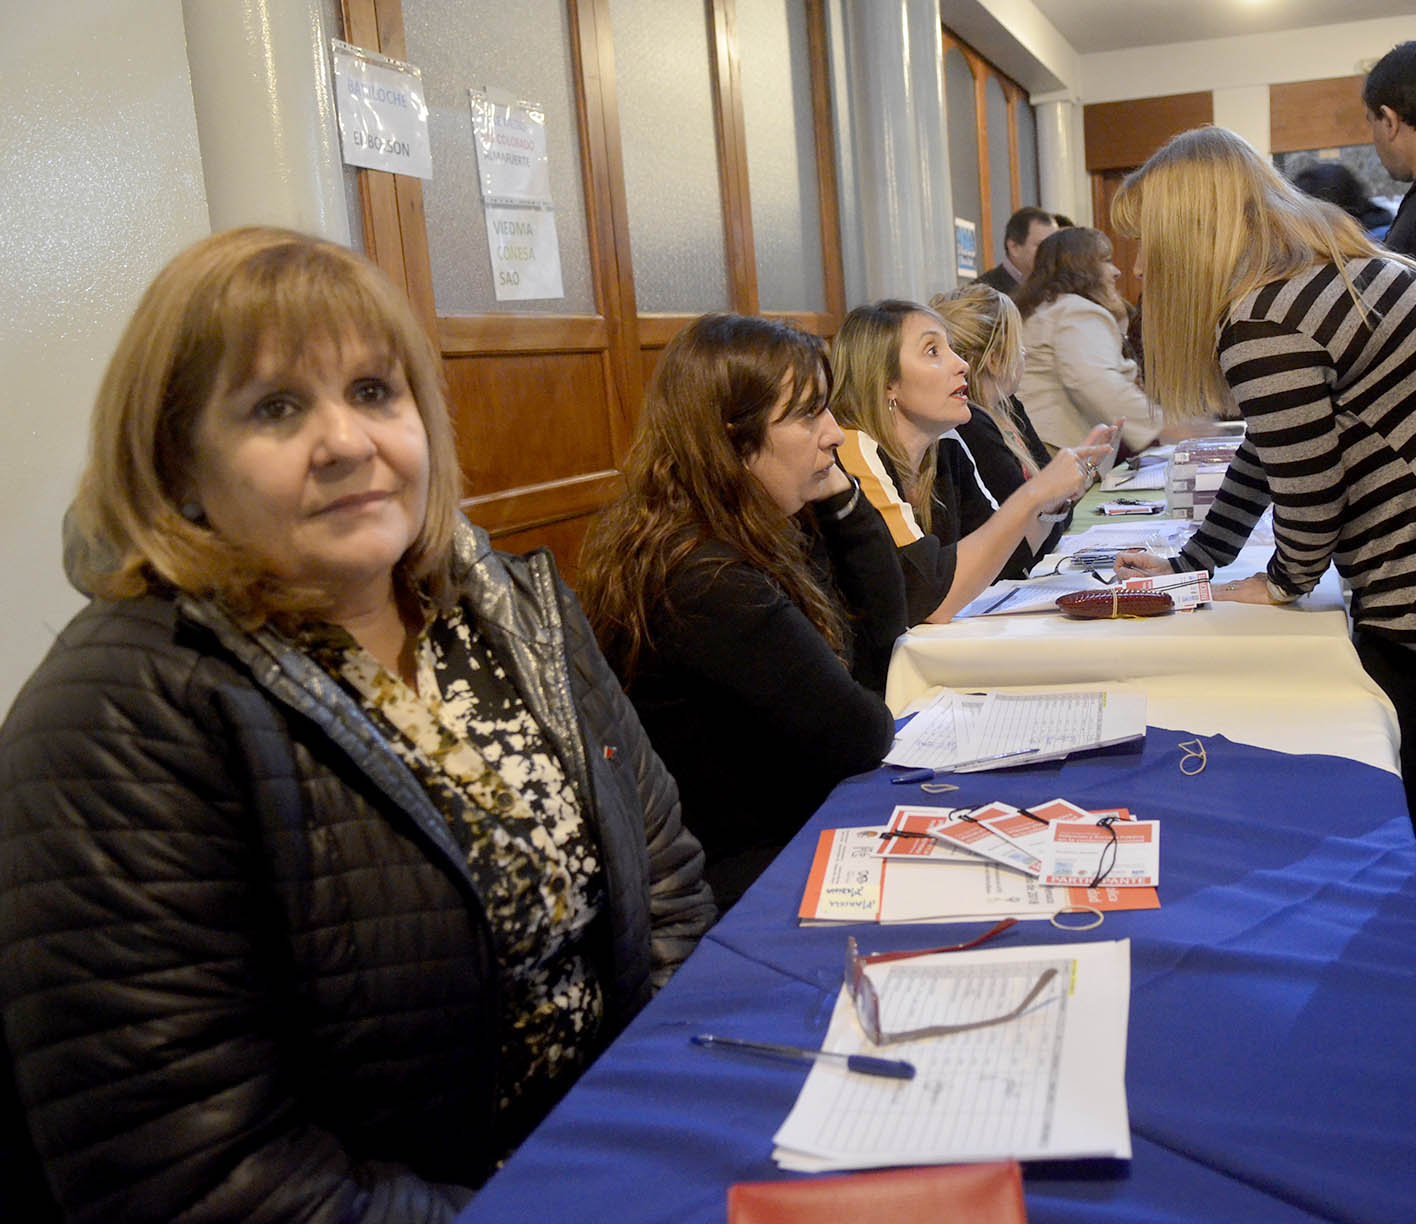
xmin=828 ymin=300 xmax=943 ymax=530
xmin=930 ymin=284 xmax=1038 ymax=478
xmin=70 ymin=226 xmax=461 ymax=623
xmin=1112 ymin=125 xmax=1393 ymax=414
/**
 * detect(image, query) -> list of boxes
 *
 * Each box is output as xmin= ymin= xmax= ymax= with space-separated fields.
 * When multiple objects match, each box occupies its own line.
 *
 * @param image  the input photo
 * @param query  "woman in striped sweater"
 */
xmin=1113 ymin=126 xmax=1416 ymax=817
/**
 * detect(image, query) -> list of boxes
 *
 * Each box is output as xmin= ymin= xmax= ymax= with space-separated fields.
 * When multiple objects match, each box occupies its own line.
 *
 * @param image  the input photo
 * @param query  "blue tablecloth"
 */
xmin=459 ymin=730 xmax=1416 ymax=1223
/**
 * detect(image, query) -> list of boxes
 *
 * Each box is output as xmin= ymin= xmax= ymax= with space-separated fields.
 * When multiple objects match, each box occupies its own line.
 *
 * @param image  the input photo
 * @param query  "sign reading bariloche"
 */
xmin=470 ymin=87 xmax=564 ymax=301
xmin=331 ymin=39 xmax=432 ymax=180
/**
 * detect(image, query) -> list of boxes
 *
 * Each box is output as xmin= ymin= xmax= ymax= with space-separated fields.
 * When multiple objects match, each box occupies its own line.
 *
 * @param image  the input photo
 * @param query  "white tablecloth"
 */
xmin=886 ymin=547 xmax=1400 ymax=773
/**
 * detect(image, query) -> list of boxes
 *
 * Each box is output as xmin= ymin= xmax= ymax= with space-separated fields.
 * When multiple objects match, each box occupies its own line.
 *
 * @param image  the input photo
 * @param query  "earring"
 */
xmin=180 ymin=502 xmax=205 ymax=523
xmin=887 ymin=397 xmax=899 ymax=413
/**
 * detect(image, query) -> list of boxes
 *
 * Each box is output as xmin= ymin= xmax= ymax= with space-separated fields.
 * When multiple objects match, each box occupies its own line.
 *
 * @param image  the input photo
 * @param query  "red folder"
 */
xmin=727 ymin=1161 xmax=1026 ymax=1223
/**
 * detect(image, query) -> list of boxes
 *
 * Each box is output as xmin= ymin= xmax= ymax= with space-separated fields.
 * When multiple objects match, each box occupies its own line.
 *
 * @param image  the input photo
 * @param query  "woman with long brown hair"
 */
xmin=579 ymin=314 xmax=906 ymax=905
xmin=1015 ymin=225 xmax=1184 ymax=456
xmin=1112 ymin=125 xmax=1416 ymax=820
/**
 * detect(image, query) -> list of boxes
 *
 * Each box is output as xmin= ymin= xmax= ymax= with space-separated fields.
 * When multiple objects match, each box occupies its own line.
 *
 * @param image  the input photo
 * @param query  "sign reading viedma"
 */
xmin=470 ymin=87 xmax=565 ymax=302
xmin=331 ymin=39 xmax=432 ymax=180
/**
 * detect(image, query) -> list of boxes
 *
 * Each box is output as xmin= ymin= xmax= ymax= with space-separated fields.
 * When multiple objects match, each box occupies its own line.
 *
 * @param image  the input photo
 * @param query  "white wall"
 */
xmin=0 ymin=3 xmax=209 ymax=715
xmin=941 ymin=0 xmax=1080 ymax=95
xmin=1080 ymin=15 xmax=1413 ymax=103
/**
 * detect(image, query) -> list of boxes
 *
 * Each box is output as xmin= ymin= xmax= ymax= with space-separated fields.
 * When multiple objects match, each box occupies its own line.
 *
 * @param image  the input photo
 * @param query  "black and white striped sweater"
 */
xmin=1178 ymin=257 xmax=1416 ymax=645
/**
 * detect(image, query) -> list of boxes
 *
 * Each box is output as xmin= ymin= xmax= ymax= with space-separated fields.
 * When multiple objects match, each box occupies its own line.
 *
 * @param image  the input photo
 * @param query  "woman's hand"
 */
xmin=1031 ymin=446 xmax=1091 ymax=509
xmin=1114 ymin=549 xmax=1172 ymax=579
xmin=812 ymin=460 xmax=853 ymax=501
xmin=1075 ymin=423 xmax=1120 ymax=471
xmin=1211 ymin=574 xmax=1277 ymax=604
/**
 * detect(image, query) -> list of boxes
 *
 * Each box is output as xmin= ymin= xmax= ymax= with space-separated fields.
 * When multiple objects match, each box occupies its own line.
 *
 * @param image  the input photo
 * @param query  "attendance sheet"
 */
xmin=772 ymin=939 xmax=1132 ymax=1170
xmin=885 ymin=688 xmax=1146 ymax=772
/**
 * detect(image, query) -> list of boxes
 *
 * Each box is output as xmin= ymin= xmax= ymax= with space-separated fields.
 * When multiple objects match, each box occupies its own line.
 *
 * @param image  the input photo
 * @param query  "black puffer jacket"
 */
xmin=0 ymin=522 xmax=714 ymax=1223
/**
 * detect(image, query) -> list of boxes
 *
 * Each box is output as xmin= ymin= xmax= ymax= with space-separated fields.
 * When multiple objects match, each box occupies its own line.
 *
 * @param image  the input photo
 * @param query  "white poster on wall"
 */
xmin=470 ymin=85 xmax=563 ymax=300
xmin=469 ymin=88 xmax=551 ymax=205
xmin=330 ymin=40 xmax=432 ymax=179
xmin=484 ymin=205 xmax=565 ymax=301
xmin=954 ymin=217 xmax=978 ymax=280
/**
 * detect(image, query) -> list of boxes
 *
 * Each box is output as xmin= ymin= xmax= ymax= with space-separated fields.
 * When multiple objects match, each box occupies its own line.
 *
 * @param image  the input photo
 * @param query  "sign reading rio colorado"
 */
xmin=470 ymin=88 xmax=564 ymax=302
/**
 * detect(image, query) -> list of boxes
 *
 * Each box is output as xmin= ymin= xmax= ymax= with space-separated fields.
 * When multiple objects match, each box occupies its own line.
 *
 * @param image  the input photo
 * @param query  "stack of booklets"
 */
xmin=1165 ymin=435 xmax=1242 ymax=521
xmin=797 ymin=801 xmax=1161 ymax=926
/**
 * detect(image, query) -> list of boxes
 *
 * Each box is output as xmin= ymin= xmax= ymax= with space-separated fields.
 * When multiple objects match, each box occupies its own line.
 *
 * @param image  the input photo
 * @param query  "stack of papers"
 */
xmin=771 ymin=939 xmax=1132 ymax=1170
xmin=884 ymin=688 xmax=1147 ymax=772
xmin=877 ymin=799 xmax=1159 ymax=889
xmin=1049 ymin=519 xmax=1197 ymax=558
xmin=798 ymin=823 xmax=1160 ymax=925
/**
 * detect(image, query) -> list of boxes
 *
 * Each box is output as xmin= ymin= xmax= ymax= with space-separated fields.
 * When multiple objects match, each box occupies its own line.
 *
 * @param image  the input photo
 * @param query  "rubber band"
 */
xmin=1178 ymin=738 xmax=1208 ymax=775
xmin=1050 ymin=906 xmax=1104 ymax=931
xmin=920 ymin=782 xmax=959 ymax=794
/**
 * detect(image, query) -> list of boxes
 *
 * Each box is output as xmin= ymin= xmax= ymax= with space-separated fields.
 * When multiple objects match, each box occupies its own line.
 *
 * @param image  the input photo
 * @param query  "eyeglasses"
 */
xmin=845 ymin=921 xmax=1058 ymax=1046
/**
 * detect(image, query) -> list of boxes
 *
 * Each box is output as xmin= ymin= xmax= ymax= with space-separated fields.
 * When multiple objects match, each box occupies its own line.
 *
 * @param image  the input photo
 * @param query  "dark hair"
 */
xmin=1013 ymin=226 xmax=1126 ymax=324
xmin=1053 ymin=214 xmax=1075 ymax=228
xmin=1364 ymin=41 xmax=1416 ymax=126
xmin=1004 ymin=207 xmax=1055 ymax=250
xmin=579 ymin=314 xmax=844 ymax=683
xmin=1291 ymin=162 xmax=1376 ymax=221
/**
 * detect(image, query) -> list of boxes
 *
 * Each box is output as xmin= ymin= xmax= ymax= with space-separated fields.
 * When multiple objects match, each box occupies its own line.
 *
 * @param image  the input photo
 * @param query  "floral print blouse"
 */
xmin=297 ymin=598 xmax=606 ymax=1152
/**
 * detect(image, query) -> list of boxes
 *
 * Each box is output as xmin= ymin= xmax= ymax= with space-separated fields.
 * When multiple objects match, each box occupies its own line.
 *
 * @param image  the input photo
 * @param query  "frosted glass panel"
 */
xmin=986 ymin=77 xmax=1011 ymax=260
xmin=610 ymin=0 xmax=730 ymax=312
xmin=1017 ymin=101 xmax=1039 ymax=208
xmin=738 ymin=0 xmax=826 ymax=312
xmin=403 ymin=0 xmax=594 ymax=313
xmin=945 ymin=49 xmax=981 ymax=257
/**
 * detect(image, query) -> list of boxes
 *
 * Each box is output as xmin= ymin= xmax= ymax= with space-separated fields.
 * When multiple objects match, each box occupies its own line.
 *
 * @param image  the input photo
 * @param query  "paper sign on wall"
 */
xmin=483 ymin=205 xmax=564 ymax=301
xmin=331 ymin=40 xmax=432 ymax=179
xmin=469 ymin=88 xmax=551 ymax=205
xmin=470 ymin=86 xmax=563 ymax=301
xmin=955 ymin=217 xmax=978 ymax=280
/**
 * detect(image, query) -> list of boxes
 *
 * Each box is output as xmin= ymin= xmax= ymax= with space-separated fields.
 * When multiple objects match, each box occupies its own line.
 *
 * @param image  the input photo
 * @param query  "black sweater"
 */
xmin=953 ymin=398 xmax=1069 ymax=579
xmin=623 ymin=482 xmax=906 ymax=905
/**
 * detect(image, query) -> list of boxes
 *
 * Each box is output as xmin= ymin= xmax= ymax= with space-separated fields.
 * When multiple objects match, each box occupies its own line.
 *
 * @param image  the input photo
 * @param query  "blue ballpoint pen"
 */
xmin=890 ymin=748 xmax=1040 ymax=783
xmin=890 ymin=767 xmax=938 ymax=784
xmin=690 ymin=1034 xmax=916 ymax=1080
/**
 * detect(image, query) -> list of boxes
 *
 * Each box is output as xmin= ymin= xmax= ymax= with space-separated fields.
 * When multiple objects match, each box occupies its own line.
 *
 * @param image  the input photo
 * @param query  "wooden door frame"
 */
xmin=339 ymin=0 xmax=846 ymax=558
xmin=941 ymin=27 xmax=1031 ymax=269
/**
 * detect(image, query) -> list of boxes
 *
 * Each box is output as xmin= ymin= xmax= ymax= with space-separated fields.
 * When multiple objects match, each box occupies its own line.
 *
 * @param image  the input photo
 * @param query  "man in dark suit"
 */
xmin=1365 ymin=42 xmax=1416 ymax=256
xmin=975 ymin=207 xmax=1058 ymax=294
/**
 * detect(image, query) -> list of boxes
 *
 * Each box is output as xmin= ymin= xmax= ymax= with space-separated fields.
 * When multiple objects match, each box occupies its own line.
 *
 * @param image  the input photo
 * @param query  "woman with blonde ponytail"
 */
xmin=931 ymin=283 xmax=1084 ymax=577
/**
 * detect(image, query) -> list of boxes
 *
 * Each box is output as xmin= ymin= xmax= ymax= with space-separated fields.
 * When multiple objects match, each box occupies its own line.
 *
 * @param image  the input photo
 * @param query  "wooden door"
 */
xmin=1092 ymin=170 xmax=1141 ymax=307
xmin=339 ymin=0 xmax=844 ymax=584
